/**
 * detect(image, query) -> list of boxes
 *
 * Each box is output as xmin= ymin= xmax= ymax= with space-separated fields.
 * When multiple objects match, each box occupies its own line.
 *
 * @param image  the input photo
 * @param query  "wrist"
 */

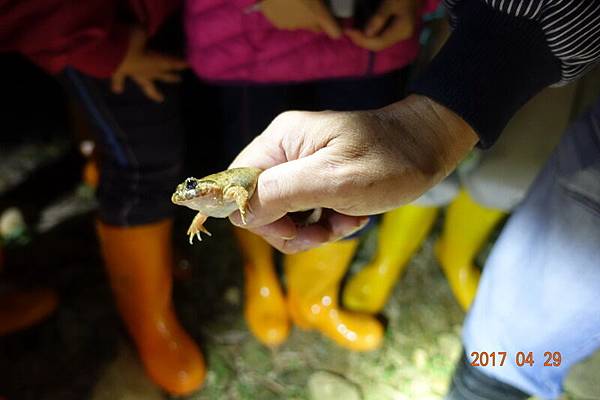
xmin=380 ymin=94 xmax=478 ymax=188
xmin=409 ymin=0 xmax=560 ymax=146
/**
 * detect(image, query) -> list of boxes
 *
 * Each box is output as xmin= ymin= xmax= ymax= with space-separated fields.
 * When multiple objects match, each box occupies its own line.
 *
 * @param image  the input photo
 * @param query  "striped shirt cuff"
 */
xmin=410 ymin=0 xmax=561 ymax=147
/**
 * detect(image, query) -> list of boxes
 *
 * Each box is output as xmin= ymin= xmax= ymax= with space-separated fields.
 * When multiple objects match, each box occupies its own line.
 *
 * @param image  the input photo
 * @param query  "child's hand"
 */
xmin=111 ymin=27 xmax=188 ymax=102
xmin=345 ymin=0 xmax=420 ymax=51
xmin=259 ymin=0 xmax=342 ymax=39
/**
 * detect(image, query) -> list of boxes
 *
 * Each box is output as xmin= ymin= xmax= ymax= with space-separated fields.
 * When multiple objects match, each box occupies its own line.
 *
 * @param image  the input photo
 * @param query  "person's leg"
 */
xmin=285 ymin=239 xmax=383 ymax=351
xmin=235 ymin=227 xmax=290 ymax=347
xmin=282 ymin=73 xmax=406 ymax=342
xmin=215 ymin=84 xmax=297 ymax=346
xmin=453 ymin=99 xmax=600 ymax=399
xmin=437 ymin=87 xmax=575 ymax=312
xmin=316 ymin=69 xmax=446 ymax=315
xmin=435 ymin=189 xmax=505 ymax=310
xmin=343 ymin=205 xmax=439 ymax=313
xmin=63 ymin=70 xmax=205 ymax=395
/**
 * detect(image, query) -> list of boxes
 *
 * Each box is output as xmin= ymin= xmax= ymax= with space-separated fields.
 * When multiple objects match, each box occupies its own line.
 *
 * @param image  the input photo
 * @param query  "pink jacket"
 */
xmin=186 ymin=0 xmax=438 ymax=83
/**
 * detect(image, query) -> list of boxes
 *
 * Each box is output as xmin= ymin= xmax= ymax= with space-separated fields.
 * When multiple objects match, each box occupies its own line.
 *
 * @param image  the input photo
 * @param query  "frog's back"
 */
xmin=204 ymin=167 xmax=262 ymax=190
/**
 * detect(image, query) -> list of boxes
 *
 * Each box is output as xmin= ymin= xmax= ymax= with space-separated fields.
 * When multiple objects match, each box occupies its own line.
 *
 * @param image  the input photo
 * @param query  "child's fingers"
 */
xmin=365 ymin=0 xmax=397 ymax=36
xmin=346 ymin=16 xmax=414 ymax=51
xmin=304 ymin=0 xmax=341 ymax=39
xmin=110 ymin=73 xmax=125 ymax=94
xmin=156 ymin=72 xmax=182 ymax=83
xmin=381 ymin=14 xmax=415 ymax=43
xmin=132 ymin=77 xmax=164 ymax=102
xmin=345 ymin=29 xmax=382 ymax=51
xmin=365 ymin=14 xmax=388 ymax=37
xmin=149 ymin=52 xmax=189 ymax=71
xmin=165 ymin=57 xmax=189 ymax=70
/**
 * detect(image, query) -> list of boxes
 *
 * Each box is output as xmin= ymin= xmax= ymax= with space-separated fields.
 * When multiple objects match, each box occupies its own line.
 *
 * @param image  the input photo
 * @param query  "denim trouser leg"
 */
xmin=462 ymin=98 xmax=600 ymax=399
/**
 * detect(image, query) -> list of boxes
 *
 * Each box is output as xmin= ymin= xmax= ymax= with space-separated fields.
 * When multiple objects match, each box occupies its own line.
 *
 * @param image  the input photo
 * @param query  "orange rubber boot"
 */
xmin=0 ymin=288 xmax=59 ymax=336
xmin=285 ymin=240 xmax=383 ymax=352
xmin=435 ymin=190 xmax=506 ymax=310
xmin=82 ymin=159 xmax=99 ymax=189
xmin=97 ymin=220 xmax=205 ymax=395
xmin=235 ymin=228 xmax=290 ymax=347
xmin=343 ymin=206 xmax=439 ymax=313
xmin=0 ymin=238 xmax=59 ymax=336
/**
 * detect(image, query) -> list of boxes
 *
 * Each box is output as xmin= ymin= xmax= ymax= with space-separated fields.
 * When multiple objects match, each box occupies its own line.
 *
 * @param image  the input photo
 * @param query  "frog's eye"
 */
xmin=185 ymin=179 xmax=197 ymax=190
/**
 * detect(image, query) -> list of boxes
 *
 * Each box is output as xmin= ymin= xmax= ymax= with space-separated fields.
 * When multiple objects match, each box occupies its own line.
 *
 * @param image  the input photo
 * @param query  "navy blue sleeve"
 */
xmin=411 ymin=0 xmax=562 ymax=147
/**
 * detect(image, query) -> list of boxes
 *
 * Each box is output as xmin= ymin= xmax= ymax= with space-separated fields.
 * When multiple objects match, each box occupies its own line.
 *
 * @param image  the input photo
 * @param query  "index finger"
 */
xmin=304 ymin=0 xmax=342 ymax=39
xmin=247 ymin=211 xmax=370 ymax=253
xmin=149 ymin=52 xmax=189 ymax=71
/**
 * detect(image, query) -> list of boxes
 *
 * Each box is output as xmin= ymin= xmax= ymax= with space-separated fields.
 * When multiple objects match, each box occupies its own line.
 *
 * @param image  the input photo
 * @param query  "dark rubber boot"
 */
xmin=446 ymin=352 xmax=530 ymax=400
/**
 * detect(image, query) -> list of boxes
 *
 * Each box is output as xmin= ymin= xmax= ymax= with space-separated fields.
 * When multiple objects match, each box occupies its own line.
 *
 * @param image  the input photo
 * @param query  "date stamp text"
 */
xmin=470 ymin=351 xmax=562 ymax=367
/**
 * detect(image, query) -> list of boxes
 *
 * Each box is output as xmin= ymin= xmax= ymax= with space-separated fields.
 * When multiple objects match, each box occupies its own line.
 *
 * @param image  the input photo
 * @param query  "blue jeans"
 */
xmin=461 ymin=98 xmax=600 ymax=399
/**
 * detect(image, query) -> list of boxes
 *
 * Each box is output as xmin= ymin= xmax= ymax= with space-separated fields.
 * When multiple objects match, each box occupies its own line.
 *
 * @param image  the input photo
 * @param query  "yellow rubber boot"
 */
xmin=435 ymin=190 xmax=506 ymax=310
xmin=235 ymin=228 xmax=290 ymax=347
xmin=285 ymin=240 xmax=383 ymax=352
xmin=343 ymin=206 xmax=439 ymax=313
xmin=97 ymin=220 xmax=205 ymax=395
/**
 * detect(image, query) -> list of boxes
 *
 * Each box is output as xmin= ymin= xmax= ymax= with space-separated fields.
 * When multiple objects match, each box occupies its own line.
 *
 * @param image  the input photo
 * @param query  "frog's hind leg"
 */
xmin=224 ymin=186 xmax=250 ymax=224
xmin=187 ymin=212 xmax=211 ymax=244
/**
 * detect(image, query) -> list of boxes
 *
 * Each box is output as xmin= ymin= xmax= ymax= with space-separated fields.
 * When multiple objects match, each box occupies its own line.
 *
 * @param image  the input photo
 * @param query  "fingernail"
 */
xmin=338 ymin=217 xmax=371 ymax=239
xmin=281 ymin=234 xmax=296 ymax=240
xmin=229 ymin=215 xmax=243 ymax=227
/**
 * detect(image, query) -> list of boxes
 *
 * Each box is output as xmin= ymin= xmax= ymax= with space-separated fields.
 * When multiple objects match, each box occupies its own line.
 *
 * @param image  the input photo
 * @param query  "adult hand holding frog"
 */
xmin=229 ymin=95 xmax=478 ymax=253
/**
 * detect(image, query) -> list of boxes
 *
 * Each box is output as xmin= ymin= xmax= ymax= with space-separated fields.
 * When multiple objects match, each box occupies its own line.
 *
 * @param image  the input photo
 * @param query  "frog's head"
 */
xmin=171 ymin=177 xmax=222 ymax=208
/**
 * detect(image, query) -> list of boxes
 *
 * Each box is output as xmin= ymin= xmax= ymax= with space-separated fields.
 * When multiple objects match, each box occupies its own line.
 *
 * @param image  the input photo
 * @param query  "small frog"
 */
xmin=171 ymin=167 xmax=262 ymax=244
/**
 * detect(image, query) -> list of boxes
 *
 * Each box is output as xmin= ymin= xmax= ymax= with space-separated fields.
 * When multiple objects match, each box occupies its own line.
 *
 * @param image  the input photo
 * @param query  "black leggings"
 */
xmin=215 ymin=69 xmax=408 ymax=163
xmin=64 ymin=68 xmax=185 ymax=226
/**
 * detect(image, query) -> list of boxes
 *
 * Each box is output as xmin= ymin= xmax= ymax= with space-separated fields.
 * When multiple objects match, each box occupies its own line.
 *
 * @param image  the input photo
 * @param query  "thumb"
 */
xmin=235 ymin=153 xmax=337 ymax=228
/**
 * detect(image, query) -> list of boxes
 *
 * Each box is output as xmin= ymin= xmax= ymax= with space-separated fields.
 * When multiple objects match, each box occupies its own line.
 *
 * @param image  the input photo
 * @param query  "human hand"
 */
xmin=111 ymin=27 xmax=188 ymax=102
xmin=229 ymin=95 xmax=478 ymax=253
xmin=259 ymin=0 xmax=342 ymax=39
xmin=346 ymin=0 xmax=420 ymax=51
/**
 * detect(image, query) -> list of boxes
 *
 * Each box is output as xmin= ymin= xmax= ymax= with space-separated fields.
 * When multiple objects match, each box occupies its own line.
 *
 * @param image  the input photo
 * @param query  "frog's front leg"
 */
xmin=187 ymin=212 xmax=212 ymax=244
xmin=224 ymin=186 xmax=250 ymax=224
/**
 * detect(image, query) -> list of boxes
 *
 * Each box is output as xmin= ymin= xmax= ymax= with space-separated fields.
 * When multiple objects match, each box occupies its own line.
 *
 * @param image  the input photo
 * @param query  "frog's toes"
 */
xmin=187 ymin=228 xmax=212 ymax=245
xmin=187 ymin=226 xmax=201 ymax=245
